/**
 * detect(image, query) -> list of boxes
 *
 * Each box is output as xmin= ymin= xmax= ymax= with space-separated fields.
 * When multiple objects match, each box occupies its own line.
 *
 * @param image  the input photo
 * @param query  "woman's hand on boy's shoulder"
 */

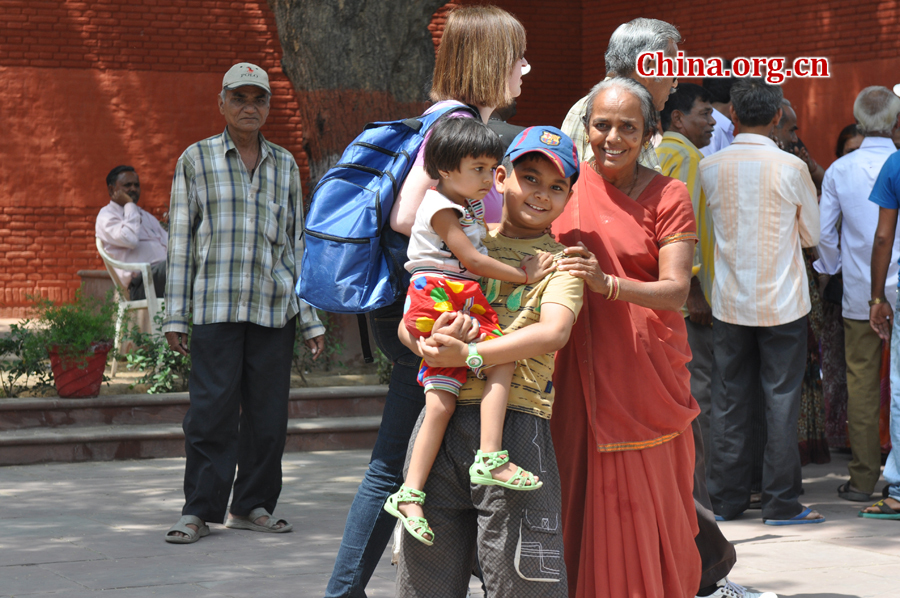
xmin=556 ymin=243 xmax=608 ymax=294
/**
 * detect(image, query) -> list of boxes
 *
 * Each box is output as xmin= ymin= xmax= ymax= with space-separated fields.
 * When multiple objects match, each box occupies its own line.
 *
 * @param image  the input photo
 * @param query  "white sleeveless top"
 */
xmin=405 ymin=188 xmax=487 ymax=281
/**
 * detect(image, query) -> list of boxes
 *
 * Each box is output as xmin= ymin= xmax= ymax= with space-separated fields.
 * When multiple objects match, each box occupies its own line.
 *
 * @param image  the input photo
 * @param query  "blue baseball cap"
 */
xmin=505 ymin=126 xmax=580 ymax=180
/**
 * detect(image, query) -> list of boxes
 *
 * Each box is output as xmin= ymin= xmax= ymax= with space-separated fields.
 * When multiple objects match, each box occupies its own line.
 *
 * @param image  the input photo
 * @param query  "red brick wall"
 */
xmin=580 ymin=0 xmax=900 ymax=169
xmin=2 ymin=0 xmax=899 ymax=315
xmin=0 ymin=0 xmax=304 ymax=315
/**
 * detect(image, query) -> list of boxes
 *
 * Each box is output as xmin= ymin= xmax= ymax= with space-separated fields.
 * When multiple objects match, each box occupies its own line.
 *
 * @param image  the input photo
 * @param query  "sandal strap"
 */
xmin=506 ymin=466 xmax=539 ymax=487
xmin=405 ymin=516 xmax=431 ymax=530
xmin=167 ymin=515 xmax=205 ymax=537
xmin=247 ymin=507 xmax=273 ymax=522
xmin=395 ymin=484 xmax=427 ymax=505
xmin=475 ymin=449 xmax=510 ymax=472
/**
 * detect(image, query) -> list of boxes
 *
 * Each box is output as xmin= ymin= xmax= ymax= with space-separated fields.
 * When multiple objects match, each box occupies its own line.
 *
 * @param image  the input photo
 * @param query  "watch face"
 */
xmin=466 ymin=355 xmax=484 ymax=369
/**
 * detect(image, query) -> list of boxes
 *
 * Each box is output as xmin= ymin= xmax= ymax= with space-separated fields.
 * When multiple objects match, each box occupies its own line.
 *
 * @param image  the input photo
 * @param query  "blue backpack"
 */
xmin=297 ymin=101 xmax=478 ymax=314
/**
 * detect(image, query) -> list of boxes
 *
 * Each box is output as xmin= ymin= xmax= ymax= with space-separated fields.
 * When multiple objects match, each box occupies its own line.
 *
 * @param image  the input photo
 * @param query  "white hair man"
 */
xmin=815 ymin=86 xmax=900 ymax=504
xmin=560 ymin=17 xmax=681 ymax=167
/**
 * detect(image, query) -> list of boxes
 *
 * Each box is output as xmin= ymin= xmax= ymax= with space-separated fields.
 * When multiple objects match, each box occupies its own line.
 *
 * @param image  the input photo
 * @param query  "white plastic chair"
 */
xmin=95 ymin=237 xmax=161 ymax=377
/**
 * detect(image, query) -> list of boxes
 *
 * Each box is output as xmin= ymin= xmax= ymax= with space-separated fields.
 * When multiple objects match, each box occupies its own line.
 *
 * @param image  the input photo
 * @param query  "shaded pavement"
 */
xmin=0 ymin=450 xmax=898 ymax=597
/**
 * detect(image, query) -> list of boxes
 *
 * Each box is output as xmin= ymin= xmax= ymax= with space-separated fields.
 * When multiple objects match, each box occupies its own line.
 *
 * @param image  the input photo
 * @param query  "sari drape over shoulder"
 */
xmin=554 ymin=166 xmax=699 ymax=451
xmin=551 ymin=165 xmax=702 ymax=598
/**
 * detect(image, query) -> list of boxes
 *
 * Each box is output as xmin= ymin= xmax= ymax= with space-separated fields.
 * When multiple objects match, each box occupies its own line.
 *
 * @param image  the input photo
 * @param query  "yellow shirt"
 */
xmin=456 ymin=231 xmax=584 ymax=419
xmin=656 ymin=131 xmax=715 ymax=308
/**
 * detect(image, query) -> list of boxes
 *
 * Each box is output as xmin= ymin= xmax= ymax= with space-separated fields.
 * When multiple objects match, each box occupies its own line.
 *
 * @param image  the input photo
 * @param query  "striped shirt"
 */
xmin=699 ymin=133 xmax=819 ymax=327
xmin=656 ymin=132 xmax=715 ymax=308
xmin=162 ymin=128 xmax=324 ymax=340
xmin=561 ymin=91 xmax=661 ymax=171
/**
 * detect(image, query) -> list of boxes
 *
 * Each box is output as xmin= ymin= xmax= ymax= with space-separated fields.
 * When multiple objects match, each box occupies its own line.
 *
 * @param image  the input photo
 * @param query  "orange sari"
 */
xmin=551 ymin=166 xmax=701 ymax=598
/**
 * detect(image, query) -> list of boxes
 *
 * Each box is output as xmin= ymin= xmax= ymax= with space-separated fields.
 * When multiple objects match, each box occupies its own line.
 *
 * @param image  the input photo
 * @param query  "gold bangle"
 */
xmin=869 ymin=297 xmax=887 ymax=306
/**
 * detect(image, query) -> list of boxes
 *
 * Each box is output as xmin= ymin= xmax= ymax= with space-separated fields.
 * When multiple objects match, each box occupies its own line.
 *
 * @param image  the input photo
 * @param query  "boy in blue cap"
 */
xmin=395 ymin=126 xmax=583 ymax=598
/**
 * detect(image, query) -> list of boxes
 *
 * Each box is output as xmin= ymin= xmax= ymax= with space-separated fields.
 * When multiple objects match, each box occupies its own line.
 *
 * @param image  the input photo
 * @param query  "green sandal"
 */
xmin=384 ymin=485 xmax=434 ymax=546
xmin=469 ymin=449 xmax=543 ymax=491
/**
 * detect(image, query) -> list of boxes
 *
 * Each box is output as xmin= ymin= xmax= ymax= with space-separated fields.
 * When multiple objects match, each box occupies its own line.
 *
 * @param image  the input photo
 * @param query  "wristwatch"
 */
xmin=869 ymin=297 xmax=887 ymax=307
xmin=465 ymin=342 xmax=484 ymax=370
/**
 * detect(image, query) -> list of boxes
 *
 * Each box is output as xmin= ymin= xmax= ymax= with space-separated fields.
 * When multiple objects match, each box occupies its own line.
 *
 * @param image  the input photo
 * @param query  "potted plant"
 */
xmin=30 ymin=290 xmax=117 ymax=398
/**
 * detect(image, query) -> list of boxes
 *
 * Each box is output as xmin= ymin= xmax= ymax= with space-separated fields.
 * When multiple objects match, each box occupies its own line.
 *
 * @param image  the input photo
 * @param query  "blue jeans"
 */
xmin=324 ymin=302 xmax=425 ymax=598
xmin=885 ymin=299 xmax=900 ymax=502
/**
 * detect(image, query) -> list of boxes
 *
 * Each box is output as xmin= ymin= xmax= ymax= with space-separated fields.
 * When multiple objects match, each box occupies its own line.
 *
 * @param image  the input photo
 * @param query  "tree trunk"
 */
xmin=267 ymin=0 xmax=448 ymax=187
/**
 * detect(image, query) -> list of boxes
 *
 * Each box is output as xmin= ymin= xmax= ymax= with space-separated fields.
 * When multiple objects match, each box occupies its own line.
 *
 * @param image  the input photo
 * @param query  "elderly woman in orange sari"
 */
xmin=551 ymin=77 xmax=702 ymax=597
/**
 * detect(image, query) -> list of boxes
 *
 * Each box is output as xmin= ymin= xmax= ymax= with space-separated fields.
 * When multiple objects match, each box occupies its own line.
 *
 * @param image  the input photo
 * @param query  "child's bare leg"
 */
xmin=399 ymin=388 xmax=456 ymax=524
xmin=479 ymin=363 xmax=538 ymax=486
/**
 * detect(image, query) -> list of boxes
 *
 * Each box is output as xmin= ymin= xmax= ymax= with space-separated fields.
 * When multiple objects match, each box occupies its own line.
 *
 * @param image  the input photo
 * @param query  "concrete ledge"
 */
xmin=0 ymin=416 xmax=382 ymax=466
xmin=0 ymin=384 xmax=389 ymax=412
xmin=0 ymin=385 xmax=389 ymax=431
xmin=0 ymin=416 xmax=382 ymax=446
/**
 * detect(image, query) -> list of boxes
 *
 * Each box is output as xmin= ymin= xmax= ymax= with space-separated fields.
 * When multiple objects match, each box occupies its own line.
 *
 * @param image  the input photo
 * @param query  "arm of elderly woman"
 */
xmin=556 ymin=240 xmax=693 ymax=312
xmin=397 ymin=305 xmax=576 ymax=369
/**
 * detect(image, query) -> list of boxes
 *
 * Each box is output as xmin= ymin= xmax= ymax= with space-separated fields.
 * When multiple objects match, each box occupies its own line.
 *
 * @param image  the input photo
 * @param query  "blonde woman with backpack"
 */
xmin=324 ymin=6 xmax=530 ymax=597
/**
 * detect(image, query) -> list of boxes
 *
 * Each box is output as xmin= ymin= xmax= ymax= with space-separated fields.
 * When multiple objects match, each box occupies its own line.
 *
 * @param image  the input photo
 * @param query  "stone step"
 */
xmin=0 ymin=415 xmax=382 ymax=466
xmin=0 ymin=385 xmax=388 ymax=431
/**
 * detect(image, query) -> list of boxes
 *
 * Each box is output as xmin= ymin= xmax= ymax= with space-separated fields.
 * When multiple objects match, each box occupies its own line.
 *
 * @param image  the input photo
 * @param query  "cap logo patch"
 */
xmin=540 ymin=131 xmax=561 ymax=146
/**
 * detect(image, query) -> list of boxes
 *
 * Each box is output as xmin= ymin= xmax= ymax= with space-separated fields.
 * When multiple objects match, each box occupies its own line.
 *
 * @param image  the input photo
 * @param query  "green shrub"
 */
xmin=125 ymin=309 xmax=191 ymax=394
xmin=30 ymin=290 xmax=117 ymax=366
xmin=0 ymin=321 xmax=53 ymax=398
xmin=373 ymin=347 xmax=392 ymax=385
xmin=293 ymin=311 xmax=346 ymax=385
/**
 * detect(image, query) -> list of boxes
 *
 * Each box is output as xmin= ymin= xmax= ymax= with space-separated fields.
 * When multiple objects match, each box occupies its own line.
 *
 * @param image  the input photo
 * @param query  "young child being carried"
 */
xmin=384 ymin=116 xmax=555 ymax=545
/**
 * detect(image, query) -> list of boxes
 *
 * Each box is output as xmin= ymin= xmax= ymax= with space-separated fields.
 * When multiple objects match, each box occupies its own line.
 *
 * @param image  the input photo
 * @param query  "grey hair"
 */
xmin=730 ymin=78 xmax=783 ymax=128
xmin=854 ymin=86 xmax=900 ymax=136
xmin=776 ymin=98 xmax=793 ymax=127
xmin=605 ymin=18 xmax=682 ymax=77
xmin=582 ymin=77 xmax=659 ymax=135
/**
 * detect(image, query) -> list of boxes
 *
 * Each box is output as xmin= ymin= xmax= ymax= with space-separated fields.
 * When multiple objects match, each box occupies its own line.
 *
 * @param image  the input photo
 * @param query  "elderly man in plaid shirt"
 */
xmin=163 ymin=63 xmax=325 ymax=544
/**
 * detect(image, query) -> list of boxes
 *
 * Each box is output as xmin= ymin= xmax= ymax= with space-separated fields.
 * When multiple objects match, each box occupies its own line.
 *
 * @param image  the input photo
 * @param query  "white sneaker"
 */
xmin=697 ymin=577 xmax=778 ymax=598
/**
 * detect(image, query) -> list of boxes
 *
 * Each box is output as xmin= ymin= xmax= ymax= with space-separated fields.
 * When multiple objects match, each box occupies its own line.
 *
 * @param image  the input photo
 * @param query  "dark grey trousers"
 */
xmin=687 ymin=317 xmax=766 ymax=494
xmin=397 ymin=406 xmax=567 ymax=598
xmin=708 ymin=316 xmax=808 ymax=521
xmin=692 ymin=415 xmax=737 ymax=587
xmin=127 ymin=260 xmax=167 ymax=300
xmin=181 ymin=318 xmax=296 ymax=523
xmin=686 ymin=317 xmax=714 ymax=466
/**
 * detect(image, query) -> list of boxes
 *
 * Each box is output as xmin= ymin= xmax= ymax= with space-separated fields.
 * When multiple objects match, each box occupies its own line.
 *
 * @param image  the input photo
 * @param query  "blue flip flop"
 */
xmin=763 ymin=506 xmax=825 ymax=526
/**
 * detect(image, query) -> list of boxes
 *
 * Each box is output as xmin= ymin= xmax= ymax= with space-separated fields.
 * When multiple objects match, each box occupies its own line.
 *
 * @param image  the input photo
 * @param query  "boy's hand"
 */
xmin=428 ymin=311 xmax=482 ymax=343
xmin=519 ymin=252 xmax=555 ymax=285
xmin=416 ymin=311 xmax=483 ymax=368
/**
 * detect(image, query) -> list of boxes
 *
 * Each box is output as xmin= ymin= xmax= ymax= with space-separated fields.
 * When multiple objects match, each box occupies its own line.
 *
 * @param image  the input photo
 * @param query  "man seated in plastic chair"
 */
xmin=95 ymin=165 xmax=168 ymax=300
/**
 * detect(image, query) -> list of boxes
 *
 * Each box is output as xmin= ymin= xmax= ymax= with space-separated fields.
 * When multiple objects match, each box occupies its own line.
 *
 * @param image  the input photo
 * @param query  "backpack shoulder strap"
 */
xmin=402 ymin=101 xmax=480 ymax=133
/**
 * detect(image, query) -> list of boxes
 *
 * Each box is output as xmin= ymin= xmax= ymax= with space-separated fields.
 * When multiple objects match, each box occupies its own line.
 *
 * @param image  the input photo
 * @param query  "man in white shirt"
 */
xmin=701 ymin=78 xmax=823 ymax=526
xmin=95 ymin=166 xmax=168 ymax=300
xmin=814 ymin=86 xmax=900 ymax=503
xmin=700 ymin=74 xmax=736 ymax=157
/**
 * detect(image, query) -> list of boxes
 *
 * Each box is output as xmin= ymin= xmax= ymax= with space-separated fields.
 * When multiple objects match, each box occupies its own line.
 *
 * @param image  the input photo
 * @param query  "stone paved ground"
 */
xmin=1 ymin=450 xmax=898 ymax=597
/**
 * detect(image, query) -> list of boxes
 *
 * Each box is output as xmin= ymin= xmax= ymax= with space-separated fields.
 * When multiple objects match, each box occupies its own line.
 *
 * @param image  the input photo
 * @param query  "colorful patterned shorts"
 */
xmin=403 ymin=275 xmax=502 ymax=396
